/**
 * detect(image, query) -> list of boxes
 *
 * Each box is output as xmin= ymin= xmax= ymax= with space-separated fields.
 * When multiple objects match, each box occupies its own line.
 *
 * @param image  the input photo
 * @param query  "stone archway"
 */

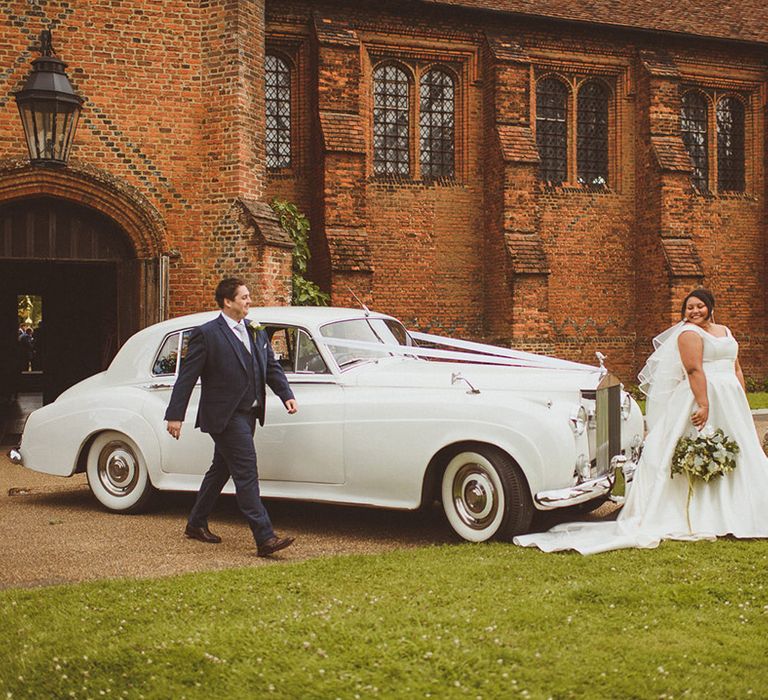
xmin=0 ymin=160 xmax=166 ymax=259
xmin=0 ymin=162 xmax=167 ymax=404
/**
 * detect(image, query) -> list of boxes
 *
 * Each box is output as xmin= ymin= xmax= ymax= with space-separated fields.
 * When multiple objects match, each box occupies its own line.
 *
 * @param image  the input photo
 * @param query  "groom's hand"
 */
xmin=167 ymin=420 xmax=183 ymax=440
xmin=284 ymin=399 xmax=298 ymax=414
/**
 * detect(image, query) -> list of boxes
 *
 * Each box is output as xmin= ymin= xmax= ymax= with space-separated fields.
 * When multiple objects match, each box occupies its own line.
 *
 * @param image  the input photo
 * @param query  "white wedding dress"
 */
xmin=514 ymin=324 xmax=768 ymax=554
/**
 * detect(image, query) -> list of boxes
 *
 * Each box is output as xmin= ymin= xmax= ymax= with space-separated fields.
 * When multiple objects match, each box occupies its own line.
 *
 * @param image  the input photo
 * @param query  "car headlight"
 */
xmin=569 ymin=405 xmax=587 ymax=435
xmin=621 ymin=392 xmax=632 ymax=420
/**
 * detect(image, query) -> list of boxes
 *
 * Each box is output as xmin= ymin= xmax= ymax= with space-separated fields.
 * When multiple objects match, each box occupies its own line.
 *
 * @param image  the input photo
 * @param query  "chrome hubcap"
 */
xmin=97 ymin=441 xmax=139 ymax=497
xmin=452 ymin=462 xmax=498 ymax=529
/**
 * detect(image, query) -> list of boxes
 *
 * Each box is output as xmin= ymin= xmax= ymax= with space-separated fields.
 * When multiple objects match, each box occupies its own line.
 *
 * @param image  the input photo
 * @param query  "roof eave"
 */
xmin=416 ymin=0 xmax=768 ymax=50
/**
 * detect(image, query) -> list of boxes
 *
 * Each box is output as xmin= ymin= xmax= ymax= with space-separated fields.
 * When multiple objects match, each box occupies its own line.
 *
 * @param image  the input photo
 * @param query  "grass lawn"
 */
xmin=634 ymin=392 xmax=768 ymax=415
xmin=748 ymin=392 xmax=768 ymax=410
xmin=2 ymin=541 xmax=767 ymax=699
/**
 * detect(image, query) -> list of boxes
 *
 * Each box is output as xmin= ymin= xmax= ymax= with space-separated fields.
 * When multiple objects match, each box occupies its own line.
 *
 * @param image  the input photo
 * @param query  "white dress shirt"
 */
xmin=221 ymin=313 xmax=251 ymax=353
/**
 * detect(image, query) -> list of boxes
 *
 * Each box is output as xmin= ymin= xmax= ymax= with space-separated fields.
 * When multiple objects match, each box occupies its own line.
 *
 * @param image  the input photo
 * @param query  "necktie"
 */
xmin=235 ymin=323 xmax=251 ymax=353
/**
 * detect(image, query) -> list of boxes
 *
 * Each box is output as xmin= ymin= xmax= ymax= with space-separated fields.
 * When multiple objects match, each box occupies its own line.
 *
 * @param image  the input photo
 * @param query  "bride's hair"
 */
xmin=680 ymin=287 xmax=715 ymax=320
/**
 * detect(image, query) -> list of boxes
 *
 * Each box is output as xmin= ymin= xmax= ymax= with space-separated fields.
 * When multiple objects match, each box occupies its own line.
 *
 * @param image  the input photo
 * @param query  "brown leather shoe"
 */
xmin=184 ymin=524 xmax=222 ymax=544
xmin=257 ymin=535 xmax=295 ymax=557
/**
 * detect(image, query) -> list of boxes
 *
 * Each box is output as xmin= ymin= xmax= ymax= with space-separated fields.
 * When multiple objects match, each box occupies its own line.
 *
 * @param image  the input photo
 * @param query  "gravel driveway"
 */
xmin=5 ymin=413 xmax=766 ymax=590
xmin=0 ymin=453 xmax=465 ymax=590
xmin=0 ymin=452 xmax=629 ymax=590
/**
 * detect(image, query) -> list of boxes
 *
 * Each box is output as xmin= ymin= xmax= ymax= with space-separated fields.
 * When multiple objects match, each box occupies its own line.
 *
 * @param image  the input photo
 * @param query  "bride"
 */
xmin=515 ymin=288 xmax=768 ymax=554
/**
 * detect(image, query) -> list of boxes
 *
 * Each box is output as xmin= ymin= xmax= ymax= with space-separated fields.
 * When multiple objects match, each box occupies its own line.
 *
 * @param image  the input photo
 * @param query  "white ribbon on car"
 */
xmin=410 ymin=331 xmax=595 ymax=371
xmin=320 ymin=331 xmax=598 ymax=372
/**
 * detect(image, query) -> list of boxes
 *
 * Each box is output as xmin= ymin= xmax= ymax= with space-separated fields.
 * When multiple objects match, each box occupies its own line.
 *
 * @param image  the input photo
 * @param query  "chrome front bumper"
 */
xmin=534 ymin=456 xmax=637 ymax=510
xmin=8 ymin=448 xmax=22 ymax=465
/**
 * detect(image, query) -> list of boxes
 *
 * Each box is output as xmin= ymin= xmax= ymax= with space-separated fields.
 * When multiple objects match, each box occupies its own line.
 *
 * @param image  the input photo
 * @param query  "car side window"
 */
xmin=267 ymin=327 xmax=294 ymax=372
xmin=152 ymin=330 xmax=192 ymax=376
xmin=295 ymin=329 xmax=329 ymax=374
xmin=265 ymin=326 xmax=329 ymax=374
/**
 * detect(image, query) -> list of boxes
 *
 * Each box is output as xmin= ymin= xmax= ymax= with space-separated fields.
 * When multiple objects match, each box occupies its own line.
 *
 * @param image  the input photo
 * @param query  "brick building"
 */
xmin=0 ymin=0 xmax=766 ymax=401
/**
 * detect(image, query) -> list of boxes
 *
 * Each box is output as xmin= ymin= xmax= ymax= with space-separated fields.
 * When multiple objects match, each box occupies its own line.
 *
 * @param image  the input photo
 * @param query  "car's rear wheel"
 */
xmin=441 ymin=446 xmax=533 ymax=542
xmin=86 ymin=431 xmax=154 ymax=513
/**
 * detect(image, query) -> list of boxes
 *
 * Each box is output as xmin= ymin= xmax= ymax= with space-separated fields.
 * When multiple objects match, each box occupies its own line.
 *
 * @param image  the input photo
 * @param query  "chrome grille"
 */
xmin=595 ymin=373 xmax=621 ymax=475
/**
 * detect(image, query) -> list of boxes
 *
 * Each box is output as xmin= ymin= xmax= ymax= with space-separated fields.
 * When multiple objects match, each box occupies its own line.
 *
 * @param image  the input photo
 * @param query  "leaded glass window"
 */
xmin=577 ymin=80 xmax=608 ymax=186
xmin=419 ymin=69 xmax=454 ymax=179
xmin=373 ymin=64 xmax=410 ymax=176
xmin=536 ymin=78 xmax=568 ymax=184
xmin=717 ymin=96 xmax=745 ymax=192
xmin=680 ymin=91 xmax=709 ymax=192
xmin=265 ymin=54 xmax=291 ymax=169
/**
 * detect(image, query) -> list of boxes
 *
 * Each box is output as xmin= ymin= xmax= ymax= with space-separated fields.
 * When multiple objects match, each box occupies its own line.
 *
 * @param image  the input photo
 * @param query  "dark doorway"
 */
xmin=0 ymin=197 xmax=138 ymax=415
xmin=1 ymin=260 xmax=118 ymax=404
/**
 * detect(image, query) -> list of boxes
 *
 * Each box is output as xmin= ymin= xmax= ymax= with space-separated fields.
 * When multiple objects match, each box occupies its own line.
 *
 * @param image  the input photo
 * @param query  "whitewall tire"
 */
xmin=86 ymin=431 xmax=154 ymax=513
xmin=441 ymin=446 xmax=533 ymax=542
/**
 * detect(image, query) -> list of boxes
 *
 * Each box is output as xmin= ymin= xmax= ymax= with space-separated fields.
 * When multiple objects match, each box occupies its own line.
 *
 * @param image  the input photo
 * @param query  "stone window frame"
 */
xmin=532 ymin=69 xmax=619 ymax=191
xmin=366 ymin=51 xmax=465 ymax=184
xmin=680 ymin=89 xmax=710 ymax=192
xmin=576 ymin=79 xmax=610 ymax=187
xmin=535 ymin=75 xmax=569 ymax=185
xmin=716 ymin=95 xmax=746 ymax=193
xmin=679 ymin=86 xmax=750 ymax=195
xmin=419 ymin=66 xmax=457 ymax=180
xmin=372 ymin=60 xmax=413 ymax=177
xmin=264 ymin=42 xmax=302 ymax=175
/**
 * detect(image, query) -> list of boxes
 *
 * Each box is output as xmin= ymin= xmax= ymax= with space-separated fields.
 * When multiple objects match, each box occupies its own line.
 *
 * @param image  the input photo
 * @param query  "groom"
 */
xmin=164 ymin=277 xmax=298 ymax=557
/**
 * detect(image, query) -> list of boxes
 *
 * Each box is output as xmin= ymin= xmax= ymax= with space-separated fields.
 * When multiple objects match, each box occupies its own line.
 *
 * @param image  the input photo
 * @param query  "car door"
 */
xmin=256 ymin=326 xmax=345 ymax=484
xmin=144 ymin=328 xmax=213 ymax=475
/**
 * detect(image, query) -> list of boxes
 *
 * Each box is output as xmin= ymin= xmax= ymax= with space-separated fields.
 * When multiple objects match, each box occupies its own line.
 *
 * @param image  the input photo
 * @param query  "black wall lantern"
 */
xmin=14 ymin=30 xmax=84 ymax=167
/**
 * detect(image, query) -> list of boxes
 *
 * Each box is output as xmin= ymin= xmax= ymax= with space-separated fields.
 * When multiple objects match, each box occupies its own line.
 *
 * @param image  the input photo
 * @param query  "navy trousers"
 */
xmin=187 ymin=409 xmax=275 ymax=544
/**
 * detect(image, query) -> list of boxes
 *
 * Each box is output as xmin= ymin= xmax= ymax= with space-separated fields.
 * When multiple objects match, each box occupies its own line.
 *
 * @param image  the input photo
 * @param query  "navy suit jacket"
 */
xmin=164 ymin=314 xmax=295 ymax=433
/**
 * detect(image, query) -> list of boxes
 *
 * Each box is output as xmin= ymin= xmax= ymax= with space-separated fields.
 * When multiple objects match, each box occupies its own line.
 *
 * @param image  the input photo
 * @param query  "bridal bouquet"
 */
xmin=671 ymin=426 xmax=739 ymax=531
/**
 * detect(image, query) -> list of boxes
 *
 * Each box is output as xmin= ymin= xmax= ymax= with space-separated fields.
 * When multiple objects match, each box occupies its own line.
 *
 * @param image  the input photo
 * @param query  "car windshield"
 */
xmin=319 ymin=318 xmax=412 ymax=369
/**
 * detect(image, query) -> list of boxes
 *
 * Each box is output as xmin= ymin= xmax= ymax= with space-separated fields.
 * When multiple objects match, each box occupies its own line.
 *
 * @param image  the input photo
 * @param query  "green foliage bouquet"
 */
xmin=671 ymin=426 xmax=739 ymax=531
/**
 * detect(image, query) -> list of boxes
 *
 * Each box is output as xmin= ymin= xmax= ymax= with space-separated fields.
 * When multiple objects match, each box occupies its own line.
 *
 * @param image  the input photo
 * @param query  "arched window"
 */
xmin=680 ymin=91 xmax=709 ymax=192
xmin=265 ymin=54 xmax=291 ymax=169
xmin=373 ymin=64 xmax=410 ymax=176
xmin=419 ymin=68 xmax=455 ymax=179
xmin=717 ymin=97 xmax=745 ymax=192
xmin=577 ymin=80 xmax=609 ymax=186
xmin=536 ymin=78 xmax=568 ymax=184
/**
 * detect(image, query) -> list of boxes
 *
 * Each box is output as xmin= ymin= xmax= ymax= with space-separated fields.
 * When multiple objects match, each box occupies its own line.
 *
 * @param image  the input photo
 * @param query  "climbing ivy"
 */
xmin=271 ymin=199 xmax=330 ymax=307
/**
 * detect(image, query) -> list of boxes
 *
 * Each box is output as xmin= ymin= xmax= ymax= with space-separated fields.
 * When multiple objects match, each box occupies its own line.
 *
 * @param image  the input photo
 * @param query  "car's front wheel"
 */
xmin=441 ymin=446 xmax=533 ymax=542
xmin=86 ymin=431 xmax=154 ymax=513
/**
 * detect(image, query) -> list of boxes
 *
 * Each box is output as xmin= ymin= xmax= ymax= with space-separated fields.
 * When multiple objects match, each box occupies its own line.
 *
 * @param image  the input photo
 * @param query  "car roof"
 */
xmin=149 ymin=306 xmax=395 ymax=332
xmin=106 ymin=306 xmax=398 ymax=381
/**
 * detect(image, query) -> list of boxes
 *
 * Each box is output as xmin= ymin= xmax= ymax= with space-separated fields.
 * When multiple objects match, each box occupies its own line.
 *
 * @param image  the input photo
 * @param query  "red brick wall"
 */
xmin=0 ymin=0 xmax=291 ymax=321
xmin=2 ymin=0 xmax=765 ymax=382
xmin=267 ymin=0 xmax=768 ymax=381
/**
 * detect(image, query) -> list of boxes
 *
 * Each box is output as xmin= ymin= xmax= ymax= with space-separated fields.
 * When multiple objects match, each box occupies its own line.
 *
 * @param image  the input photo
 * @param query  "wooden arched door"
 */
xmin=0 ymin=197 xmax=164 ymax=403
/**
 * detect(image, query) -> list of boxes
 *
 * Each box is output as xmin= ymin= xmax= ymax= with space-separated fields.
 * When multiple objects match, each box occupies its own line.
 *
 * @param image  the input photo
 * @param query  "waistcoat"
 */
xmin=233 ymin=333 xmax=262 ymax=411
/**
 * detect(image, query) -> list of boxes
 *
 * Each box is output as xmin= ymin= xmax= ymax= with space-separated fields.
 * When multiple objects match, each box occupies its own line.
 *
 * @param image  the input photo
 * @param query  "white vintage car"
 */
xmin=10 ymin=307 xmax=644 ymax=542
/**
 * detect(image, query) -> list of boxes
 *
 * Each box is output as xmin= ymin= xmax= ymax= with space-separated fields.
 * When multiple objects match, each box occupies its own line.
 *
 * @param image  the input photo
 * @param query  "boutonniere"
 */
xmin=247 ymin=323 xmax=265 ymax=340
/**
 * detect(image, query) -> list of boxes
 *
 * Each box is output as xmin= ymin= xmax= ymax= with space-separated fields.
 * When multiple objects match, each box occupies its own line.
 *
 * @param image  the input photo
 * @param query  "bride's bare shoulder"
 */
xmin=678 ymin=324 xmax=703 ymax=337
xmin=677 ymin=325 xmax=704 ymax=351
